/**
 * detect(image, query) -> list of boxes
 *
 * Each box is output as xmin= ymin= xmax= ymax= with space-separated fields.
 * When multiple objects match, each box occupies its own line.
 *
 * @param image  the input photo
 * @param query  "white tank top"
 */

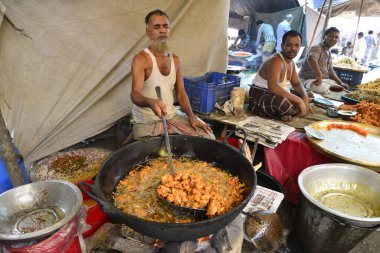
xmin=252 ymin=53 xmax=292 ymax=92
xmin=132 ymin=48 xmax=177 ymax=123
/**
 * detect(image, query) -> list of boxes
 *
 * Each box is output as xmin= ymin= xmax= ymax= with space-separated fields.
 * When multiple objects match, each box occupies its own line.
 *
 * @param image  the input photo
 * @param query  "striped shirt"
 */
xmin=256 ymin=23 xmax=276 ymax=45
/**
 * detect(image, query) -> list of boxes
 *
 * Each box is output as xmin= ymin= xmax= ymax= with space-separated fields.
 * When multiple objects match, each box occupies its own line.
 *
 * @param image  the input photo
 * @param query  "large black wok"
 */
xmin=79 ymin=135 xmax=256 ymax=241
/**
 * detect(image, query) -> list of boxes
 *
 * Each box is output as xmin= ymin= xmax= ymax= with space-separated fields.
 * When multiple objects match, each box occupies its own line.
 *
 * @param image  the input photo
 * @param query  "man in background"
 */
xmin=248 ymin=30 xmax=312 ymax=122
xmin=364 ymin=30 xmax=376 ymax=66
xmin=299 ymin=27 xmax=349 ymax=91
xmin=276 ymin=14 xmax=293 ymax=52
xmin=353 ymin=32 xmax=367 ymax=65
xmin=256 ymin=20 xmax=276 ymax=62
xmin=230 ymin=29 xmax=251 ymax=52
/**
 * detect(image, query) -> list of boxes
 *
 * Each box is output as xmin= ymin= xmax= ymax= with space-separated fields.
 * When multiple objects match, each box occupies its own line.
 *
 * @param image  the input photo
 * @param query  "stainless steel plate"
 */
xmin=0 ymin=180 xmax=83 ymax=241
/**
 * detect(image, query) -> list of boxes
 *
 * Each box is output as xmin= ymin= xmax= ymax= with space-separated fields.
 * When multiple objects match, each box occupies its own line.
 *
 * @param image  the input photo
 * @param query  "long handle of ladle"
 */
xmin=155 ymin=86 xmax=175 ymax=175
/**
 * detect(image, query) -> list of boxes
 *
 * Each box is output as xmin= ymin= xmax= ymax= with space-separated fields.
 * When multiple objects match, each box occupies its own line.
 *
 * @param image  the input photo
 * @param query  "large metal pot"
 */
xmin=80 ymin=135 xmax=256 ymax=241
xmin=298 ymin=163 xmax=380 ymax=228
xmin=0 ymin=180 xmax=83 ymax=242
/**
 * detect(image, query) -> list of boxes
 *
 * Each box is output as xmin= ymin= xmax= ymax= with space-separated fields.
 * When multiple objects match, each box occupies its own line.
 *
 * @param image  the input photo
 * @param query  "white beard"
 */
xmin=148 ymin=39 xmax=170 ymax=53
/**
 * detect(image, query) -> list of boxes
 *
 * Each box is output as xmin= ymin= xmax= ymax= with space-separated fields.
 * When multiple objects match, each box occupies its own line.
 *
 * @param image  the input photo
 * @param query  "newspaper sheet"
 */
xmin=243 ymin=185 xmax=285 ymax=214
xmin=234 ymin=116 xmax=295 ymax=148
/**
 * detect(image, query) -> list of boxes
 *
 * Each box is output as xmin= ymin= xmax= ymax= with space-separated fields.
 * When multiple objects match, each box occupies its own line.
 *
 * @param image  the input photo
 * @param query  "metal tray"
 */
xmin=341 ymin=94 xmax=360 ymax=104
xmin=306 ymin=120 xmax=380 ymax=170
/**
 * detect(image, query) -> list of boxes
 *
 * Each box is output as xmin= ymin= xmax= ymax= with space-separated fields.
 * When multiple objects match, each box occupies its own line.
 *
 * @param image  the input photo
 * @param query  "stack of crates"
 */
xmin=184 ymin=72 xmax=241 ymax=114
xmin=333 ymin=67 xmax=367 ymax=88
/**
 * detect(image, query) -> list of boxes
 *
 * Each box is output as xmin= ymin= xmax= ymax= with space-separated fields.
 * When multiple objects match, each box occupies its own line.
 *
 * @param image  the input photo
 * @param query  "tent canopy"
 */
xmin=0 ymin=0 xmax=229 ymax=164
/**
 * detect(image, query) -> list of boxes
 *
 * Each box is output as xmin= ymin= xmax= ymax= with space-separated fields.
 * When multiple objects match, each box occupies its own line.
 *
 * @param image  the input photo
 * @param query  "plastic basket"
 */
xmin=333 ymin=67 xmax=365 ymax=88
xmin=184 ymin=72 xmax=241 ymax=114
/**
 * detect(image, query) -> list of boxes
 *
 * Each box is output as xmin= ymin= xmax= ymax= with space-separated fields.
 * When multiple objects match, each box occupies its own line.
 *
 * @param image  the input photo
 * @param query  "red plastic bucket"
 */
xmin=4 ymin=218 xmax=81 ymax=253
xmin=75 ymin=180 xmax=108 ymax=237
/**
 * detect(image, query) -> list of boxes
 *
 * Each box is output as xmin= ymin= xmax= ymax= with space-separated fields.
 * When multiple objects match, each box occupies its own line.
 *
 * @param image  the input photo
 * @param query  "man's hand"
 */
xmin=297 ymin=99 xmax=309 ymax=117
xmin=189 ymin=115 xmax=213 ymax=133
xmin=340 ymin=82 xmax=349 ymax=89
xmin=312 ymin=76 xmax=322 ymax=86
xmin=148 ymin=99 xmax=167 ymax=118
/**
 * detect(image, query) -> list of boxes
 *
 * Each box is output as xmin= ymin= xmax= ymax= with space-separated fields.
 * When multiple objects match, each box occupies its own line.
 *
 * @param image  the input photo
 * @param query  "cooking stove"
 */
xmin=109 ymin=214 xmax=245 ymax=253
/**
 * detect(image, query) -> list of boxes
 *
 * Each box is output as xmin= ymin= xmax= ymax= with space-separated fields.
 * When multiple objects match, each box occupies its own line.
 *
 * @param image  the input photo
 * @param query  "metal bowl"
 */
xmin=0 ymin=180 xmax=83 ymax=241
xmin=298 ymin=163 xmax=380 ymax=228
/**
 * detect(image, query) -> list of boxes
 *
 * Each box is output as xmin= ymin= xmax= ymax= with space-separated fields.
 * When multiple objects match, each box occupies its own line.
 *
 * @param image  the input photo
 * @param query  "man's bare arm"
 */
xmin=308 ymin=55 xmax=323 ymax=84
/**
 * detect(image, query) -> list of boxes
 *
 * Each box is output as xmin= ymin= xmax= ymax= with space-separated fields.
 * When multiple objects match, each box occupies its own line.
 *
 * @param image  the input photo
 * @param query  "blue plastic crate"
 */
xmin=184 ymin=72 xmax=241 ymax=114
xmin=333 ymin=67 xmax=365 ymax=88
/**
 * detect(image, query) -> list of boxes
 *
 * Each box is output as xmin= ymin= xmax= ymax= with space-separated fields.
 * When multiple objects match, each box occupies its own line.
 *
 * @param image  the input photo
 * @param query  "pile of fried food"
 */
xmin=332 ymin=56 xmax=369 ymax=71
xmin=157 ymin=168 xmax=245 ymax=218
xmin=113 ymin=157 xmax=245 ymax=223
xmin=339 ymin=102 xmax=380 ymax=127
xmin=347 ymin=78 xmax=380 ymax=105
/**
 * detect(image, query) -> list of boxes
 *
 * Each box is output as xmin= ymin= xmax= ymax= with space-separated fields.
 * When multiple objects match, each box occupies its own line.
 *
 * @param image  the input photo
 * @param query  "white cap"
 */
xmin=285 ymin=14 xmax=293 ymax=19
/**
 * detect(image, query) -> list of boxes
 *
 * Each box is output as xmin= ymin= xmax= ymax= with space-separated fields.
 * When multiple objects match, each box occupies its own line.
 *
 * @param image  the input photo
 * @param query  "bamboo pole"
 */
xmin=307 ymin=0 xmax=328 ymax=51
xmin=0 ymin=109 xmax=24 ymax=187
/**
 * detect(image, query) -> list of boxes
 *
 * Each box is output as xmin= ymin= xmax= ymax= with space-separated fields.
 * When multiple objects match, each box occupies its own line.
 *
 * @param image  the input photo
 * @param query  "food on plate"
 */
xmin=348 ymin=90 xmax=380 ymax=105
xmin=327 ymin=123 xmax=368 ymax=136
xmin=339 ymin=102 xmax=380 ymax=127
xmin=332 ymin=56 xmax=369 ymax=71
xmin=346 ymin=79 xmax=380 ymax=105
xmin=234 ymin=52 xmax=251 ymax=57
xmin=357 ymin=78 xmax=380 ymax=90
xmin=31 ymin=148 xmax=111 ymax=182
xmin=113 ymin=157 xmax=245 ymax=222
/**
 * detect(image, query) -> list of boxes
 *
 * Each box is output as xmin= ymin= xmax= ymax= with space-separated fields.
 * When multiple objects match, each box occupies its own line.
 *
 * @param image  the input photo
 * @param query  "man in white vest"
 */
xmin=130 ymin=9 xmax=214 ymax=139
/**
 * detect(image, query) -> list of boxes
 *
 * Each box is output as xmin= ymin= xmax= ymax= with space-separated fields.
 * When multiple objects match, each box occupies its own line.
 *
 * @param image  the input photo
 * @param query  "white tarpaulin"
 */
xmin=305 ymin=6 xmax=326 ymax=47
xmin=0 ymin=0 xmax=229 ymax=164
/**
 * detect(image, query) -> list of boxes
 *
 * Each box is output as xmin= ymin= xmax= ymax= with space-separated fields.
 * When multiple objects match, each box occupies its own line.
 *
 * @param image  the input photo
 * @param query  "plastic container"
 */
xmin=76 ymin=180 xmax=108 ymax=237
xmin=333 ymin=67 xmax=365 ymax=88
xmin=3 ymin=217 xmax=81 ymax=253
xmin=184 ymin=72 xmax=241 ymax=114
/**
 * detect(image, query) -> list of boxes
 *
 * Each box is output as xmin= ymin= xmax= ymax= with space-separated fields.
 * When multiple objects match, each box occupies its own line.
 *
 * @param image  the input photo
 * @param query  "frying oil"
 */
xmin=309 ymin=180 xmax=380 ymax=218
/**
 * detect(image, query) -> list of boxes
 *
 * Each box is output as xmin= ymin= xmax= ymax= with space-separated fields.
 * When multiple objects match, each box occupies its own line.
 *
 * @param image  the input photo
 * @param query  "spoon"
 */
xmin=304 ymin=126 xmax=324 ymax=140
xmin=155 ymin=86 xmax=207 ymax=217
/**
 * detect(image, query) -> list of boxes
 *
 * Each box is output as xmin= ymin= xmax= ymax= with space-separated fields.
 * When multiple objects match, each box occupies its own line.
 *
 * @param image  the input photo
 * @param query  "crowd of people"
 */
xmin=229 ymin=14 xmax=380 ymax=68
xmin=230 ymin=14 xmax=294 ymax=61
xmin=130 ymin=9 xmax=378 ymax=141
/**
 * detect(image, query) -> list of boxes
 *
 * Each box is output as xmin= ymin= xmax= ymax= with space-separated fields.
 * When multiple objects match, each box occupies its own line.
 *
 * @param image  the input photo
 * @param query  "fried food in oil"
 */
xmin=113 ymin=157 xmax=245 ymax=223
xmin=157 ymin=168 xmax=245 ymax=217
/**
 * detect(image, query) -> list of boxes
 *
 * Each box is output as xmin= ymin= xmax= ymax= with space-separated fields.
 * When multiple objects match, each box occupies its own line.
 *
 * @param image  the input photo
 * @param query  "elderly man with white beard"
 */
xmin=130 ymin=9 xmax=214 ymax=139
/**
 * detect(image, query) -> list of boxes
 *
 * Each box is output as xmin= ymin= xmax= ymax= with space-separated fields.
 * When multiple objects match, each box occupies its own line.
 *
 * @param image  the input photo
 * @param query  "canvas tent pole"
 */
xmin=307 ymin=0 xmax=328 ymax=51
xmin=351 ymin=0 xmax=364 ymax=55
xmin=322 ymin=0 xmax=334 ymax=35
xmin=0 ymin=110 xmax=24 ymax=187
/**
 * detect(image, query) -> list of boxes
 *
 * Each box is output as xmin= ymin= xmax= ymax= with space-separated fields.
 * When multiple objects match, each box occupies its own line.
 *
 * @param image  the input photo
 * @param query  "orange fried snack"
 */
xmin=339 ymin=102 xmax=380 ymax=127
xmin=327 ymin=123 xmax=368 ymax=136
xmin=157 ymin=169 xmax=244 ymax=218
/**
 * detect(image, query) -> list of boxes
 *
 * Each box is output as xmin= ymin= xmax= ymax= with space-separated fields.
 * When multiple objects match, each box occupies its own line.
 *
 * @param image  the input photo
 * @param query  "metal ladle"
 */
xmin=155 ymin=86 xmax=175 ymax=175
xmin=155 ymin=86 xmax=207 ymax=217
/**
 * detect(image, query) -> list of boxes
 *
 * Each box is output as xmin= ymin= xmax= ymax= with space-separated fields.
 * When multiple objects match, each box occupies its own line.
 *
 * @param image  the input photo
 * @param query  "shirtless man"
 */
xmin=130 ymin=9 xmax=213 ymax=139
xmin=248 ymin=30 xmax=313 ymax=121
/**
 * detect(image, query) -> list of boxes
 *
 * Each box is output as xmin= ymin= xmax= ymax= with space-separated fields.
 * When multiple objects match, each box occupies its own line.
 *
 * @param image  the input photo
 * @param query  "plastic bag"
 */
xmin=3 ymin=206 xmax=89 ymax=253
